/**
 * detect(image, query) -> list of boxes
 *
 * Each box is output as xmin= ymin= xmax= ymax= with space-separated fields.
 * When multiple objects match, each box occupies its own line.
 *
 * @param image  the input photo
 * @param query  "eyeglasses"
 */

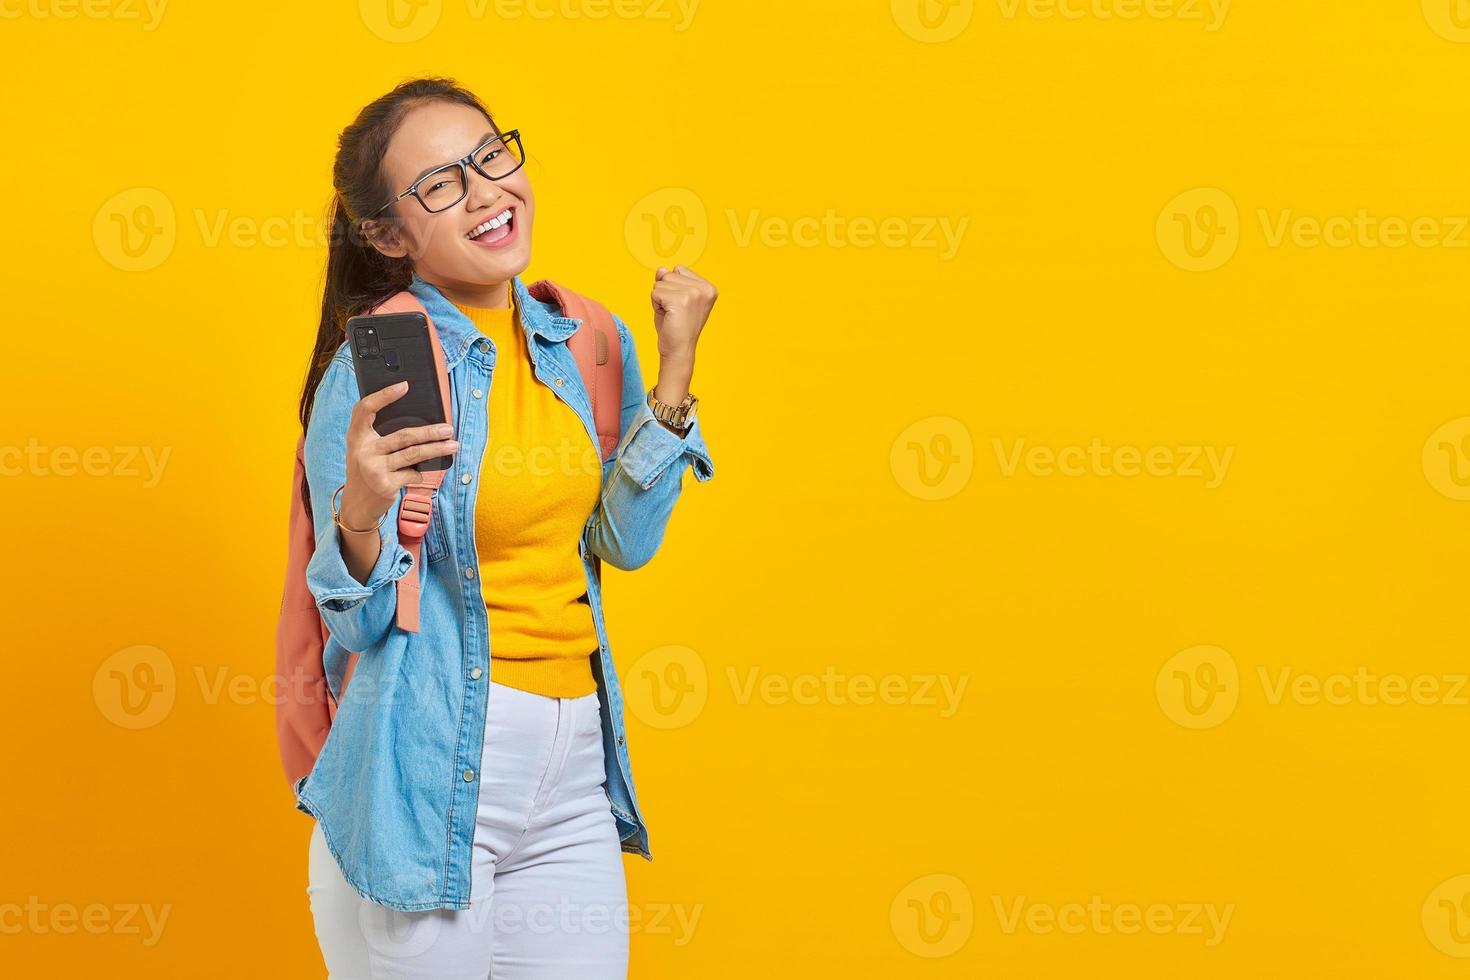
xmin=366 ymin=129 xmax=525 ymax=220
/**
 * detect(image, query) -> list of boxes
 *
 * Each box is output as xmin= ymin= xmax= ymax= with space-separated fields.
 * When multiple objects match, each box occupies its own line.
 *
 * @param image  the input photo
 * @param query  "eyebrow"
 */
xmin=409 ymin=132 xmax=499 ymax=184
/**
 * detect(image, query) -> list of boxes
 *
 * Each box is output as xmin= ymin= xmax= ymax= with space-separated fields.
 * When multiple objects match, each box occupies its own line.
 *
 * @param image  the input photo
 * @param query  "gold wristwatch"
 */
xmin=647 ymin=386 xmax=698 ymax=432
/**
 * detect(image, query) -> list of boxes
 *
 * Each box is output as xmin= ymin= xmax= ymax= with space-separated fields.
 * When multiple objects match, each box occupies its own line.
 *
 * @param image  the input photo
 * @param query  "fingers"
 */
xmin=653 ymin=265 xmax=718 ymax=301
xmin=350 ymin=380 xmax=410 ymax=435
xmin=669 ymin=264 xmax=709 ymax=284
xmin=384 ymin=439 xmax=460 ymax=474
xmin=376 ymin=421 xmax=455 ymax=454
xmin=358 ymin=379 xmax=410 ymax=412
xmin=654 ymin=265 xmax=712 ymax=287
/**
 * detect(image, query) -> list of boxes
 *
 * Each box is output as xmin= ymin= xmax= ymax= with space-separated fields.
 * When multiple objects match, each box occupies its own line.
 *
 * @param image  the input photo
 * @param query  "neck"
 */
xmin=420 ymin=274 xmax=512 ymax=310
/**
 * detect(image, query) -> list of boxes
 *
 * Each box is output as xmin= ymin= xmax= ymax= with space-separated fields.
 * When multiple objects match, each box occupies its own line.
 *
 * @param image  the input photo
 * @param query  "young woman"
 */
xmin=293 ymin=77 xmax=717 ymax=978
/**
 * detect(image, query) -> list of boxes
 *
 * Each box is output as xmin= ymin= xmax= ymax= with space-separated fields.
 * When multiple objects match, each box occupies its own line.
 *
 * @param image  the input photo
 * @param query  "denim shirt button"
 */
xmin=462 ymin=769 xmax=475 ymax=782
xmin=617 ymin=735 xmax=624 ymax=745
xmin=460 ymin=473 xmax=471 ymax=485
xmin=469 ymin=667 xmax=483 ymax=680
xmin=464 ymin=567 xmax=475 ymax=579
xmin=472 ymin=388 xmax=483 ymax=399
xmin=479 ymin=341 xmax=490 ymax=353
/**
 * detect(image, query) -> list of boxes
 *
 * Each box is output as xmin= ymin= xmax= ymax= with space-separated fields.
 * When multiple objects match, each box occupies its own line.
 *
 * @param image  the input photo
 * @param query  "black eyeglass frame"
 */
xmin=364 ymin=129 xmax=525 ymax=221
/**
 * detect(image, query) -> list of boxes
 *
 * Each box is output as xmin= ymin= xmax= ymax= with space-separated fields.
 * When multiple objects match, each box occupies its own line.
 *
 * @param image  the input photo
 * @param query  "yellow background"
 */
xmin=4 ymin=0 xmax=1470 ymax=975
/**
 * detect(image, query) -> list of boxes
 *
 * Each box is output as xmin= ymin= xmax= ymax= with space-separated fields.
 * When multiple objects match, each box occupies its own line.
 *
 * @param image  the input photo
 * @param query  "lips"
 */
xmin=466 ymin=206 xmax=517 ymax=247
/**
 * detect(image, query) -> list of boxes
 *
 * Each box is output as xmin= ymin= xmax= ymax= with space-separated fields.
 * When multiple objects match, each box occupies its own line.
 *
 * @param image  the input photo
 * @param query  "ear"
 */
xmin=360 ymin=217 xmax=409 ymax=259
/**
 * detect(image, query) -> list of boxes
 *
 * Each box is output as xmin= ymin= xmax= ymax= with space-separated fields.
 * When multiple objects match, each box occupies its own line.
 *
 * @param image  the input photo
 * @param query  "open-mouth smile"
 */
xmin=465 ymin=206 xmax=519 ymax=248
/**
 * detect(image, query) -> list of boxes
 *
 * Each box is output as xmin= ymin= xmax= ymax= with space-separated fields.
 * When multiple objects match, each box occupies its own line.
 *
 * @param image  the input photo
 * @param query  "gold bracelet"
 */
xmin=331 ymin=483 xmax=387 ymax=534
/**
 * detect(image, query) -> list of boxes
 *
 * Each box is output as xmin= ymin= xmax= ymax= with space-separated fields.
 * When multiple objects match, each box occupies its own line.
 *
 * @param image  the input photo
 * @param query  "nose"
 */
xmin=464 ymin=166 xmax=505 ymax=211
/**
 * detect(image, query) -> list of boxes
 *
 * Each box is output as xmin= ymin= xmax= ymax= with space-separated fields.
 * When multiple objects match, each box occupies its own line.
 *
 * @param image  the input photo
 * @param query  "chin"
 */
xmin=474 ymin=243 xmax=530 ymax=279
xmin=474 ymin=250 xmax=529 ymax=282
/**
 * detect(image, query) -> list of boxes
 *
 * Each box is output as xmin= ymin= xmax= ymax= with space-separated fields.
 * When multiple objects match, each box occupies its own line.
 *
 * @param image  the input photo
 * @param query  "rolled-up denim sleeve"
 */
xmin=303 ymin=351 xmax=414 ymax=652
xmin=587 ymin=314 xmax=714 ymax=571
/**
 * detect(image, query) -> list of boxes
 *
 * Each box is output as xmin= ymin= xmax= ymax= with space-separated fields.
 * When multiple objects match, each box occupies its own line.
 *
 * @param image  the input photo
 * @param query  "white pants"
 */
xmin=307 ymin=679 xmax=630 ymax=979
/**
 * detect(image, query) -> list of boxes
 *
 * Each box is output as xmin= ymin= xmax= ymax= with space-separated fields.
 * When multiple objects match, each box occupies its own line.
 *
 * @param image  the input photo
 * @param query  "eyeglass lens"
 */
xmin=418 ymin=134 xmax=525 ymax=212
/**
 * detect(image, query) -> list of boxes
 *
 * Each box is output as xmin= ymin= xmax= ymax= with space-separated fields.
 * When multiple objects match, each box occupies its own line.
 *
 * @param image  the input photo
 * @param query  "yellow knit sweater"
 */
xmin=452 ymin=285 xmax=601 ymax=698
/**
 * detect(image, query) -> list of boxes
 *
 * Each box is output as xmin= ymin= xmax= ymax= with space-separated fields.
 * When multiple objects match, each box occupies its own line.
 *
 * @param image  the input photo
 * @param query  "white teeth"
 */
xmin=466 ymin=208 xmax=514 ymax=239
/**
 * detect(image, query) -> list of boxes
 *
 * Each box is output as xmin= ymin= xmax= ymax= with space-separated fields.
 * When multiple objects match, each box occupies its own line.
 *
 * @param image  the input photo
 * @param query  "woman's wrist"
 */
xmin=654 ymin=351 xmax=695 ymax=405
xmin=334 ymin=482 xmax=388 ymax=586
xmin=339 ymin=482 xmax=392 ymax=531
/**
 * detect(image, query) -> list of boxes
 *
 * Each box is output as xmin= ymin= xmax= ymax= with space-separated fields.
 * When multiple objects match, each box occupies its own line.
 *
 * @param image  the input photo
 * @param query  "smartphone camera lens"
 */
xmin=355 ymin=327 xmax=381 ymax=358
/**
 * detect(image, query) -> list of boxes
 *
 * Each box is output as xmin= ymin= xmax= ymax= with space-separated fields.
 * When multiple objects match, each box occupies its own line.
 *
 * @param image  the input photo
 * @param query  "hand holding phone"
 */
xmin=348 ymin=312 xmax=451 ymax=468
xmin=338 ymin=312 xmax=459 ymax=527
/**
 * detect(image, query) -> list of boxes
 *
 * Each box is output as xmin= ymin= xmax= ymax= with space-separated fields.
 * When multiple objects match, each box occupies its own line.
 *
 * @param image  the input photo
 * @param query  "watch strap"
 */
xmin=647 ymin=387 xmax=697 ymax=429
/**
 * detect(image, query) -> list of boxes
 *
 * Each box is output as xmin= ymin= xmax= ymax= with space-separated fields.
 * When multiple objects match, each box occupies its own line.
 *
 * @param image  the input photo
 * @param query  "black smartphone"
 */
xmin=346 ymin=311 xmax=451 ymax=472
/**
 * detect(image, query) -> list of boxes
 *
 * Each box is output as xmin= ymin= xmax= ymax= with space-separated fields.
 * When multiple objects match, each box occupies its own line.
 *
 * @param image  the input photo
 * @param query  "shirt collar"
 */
xmin=408 ymin=272 xmax=581 ymax=368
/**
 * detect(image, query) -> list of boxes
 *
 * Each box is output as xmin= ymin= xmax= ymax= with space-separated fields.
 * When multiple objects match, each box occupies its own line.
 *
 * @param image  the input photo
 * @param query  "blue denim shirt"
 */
xmin=295 ymin=273 xmax=714 ymax=912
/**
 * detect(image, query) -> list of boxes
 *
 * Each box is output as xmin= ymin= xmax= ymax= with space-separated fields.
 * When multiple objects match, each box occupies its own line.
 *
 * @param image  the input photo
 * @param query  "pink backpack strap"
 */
xmin=527 ymin=279 xmax=623 ymax=462
xmin=367 ymin=291 xmax=454 ymax=633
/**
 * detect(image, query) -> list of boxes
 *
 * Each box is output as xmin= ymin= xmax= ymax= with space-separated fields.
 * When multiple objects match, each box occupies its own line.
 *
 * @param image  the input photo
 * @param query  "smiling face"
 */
xmin=362 ymin=99 xmax=533 ymax=307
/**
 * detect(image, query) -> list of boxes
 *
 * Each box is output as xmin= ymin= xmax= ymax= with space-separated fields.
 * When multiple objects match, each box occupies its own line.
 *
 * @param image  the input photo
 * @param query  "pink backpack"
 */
xmin=275 ymin=280 xmax=623 ymax=793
